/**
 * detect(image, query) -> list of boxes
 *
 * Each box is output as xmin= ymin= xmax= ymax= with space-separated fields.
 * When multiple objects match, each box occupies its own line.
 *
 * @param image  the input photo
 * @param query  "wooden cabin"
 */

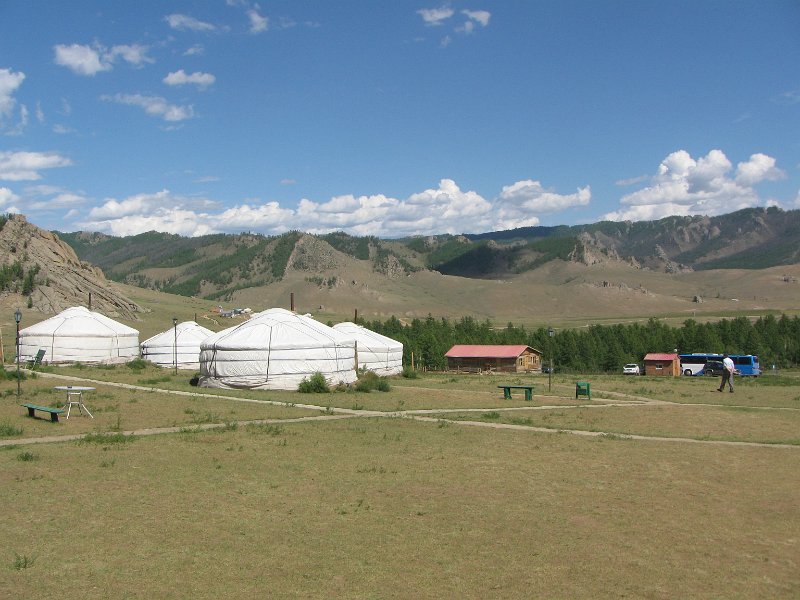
xmin=445 ymin=345 xmax=543 ymax=373
xmin=643 ymin=352 xmax=680 ymax=377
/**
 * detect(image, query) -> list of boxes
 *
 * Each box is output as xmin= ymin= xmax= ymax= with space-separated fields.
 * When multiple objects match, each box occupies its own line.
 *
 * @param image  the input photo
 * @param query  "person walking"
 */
xmin=718 ymin=354 xmax=736 ymax=393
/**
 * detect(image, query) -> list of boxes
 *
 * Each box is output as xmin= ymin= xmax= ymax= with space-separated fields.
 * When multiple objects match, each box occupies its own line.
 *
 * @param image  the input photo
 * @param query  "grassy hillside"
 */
xmin=54 ymin=208 xmax=800 ymax=310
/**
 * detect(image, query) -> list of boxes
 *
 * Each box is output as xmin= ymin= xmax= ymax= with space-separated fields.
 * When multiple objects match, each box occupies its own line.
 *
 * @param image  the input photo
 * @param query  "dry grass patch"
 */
xmin=1 ymin=418 xmax=798 ymax=598
xmin=437 ymin=404 xmax=800 ymax=445
xmin=0 ymin=377 xmax=319 ymax=441
xmin=591 ymin=372 xmax=800 ymax=408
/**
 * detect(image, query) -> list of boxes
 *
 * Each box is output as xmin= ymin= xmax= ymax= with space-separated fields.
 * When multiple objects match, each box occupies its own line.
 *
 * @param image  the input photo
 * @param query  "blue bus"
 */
xmin=679 ymin=353 xmax=761 ymax=377
xmin=731 ymin=354 xmax=761 ymax=376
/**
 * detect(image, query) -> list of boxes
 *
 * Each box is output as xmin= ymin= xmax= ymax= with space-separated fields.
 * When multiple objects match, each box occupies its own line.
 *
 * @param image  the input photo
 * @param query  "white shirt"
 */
xmin=723 ymin=356 xmax=735 ymax=373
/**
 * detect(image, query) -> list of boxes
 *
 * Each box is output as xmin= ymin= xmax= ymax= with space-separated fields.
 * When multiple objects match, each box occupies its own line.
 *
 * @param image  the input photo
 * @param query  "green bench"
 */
xmin=498 ymin=384 xmax=535 ymax=401
xmin=22 ymin=403 xmax=65 ymax=423
xmin=575 ymin=381 xmax=591 ymax=400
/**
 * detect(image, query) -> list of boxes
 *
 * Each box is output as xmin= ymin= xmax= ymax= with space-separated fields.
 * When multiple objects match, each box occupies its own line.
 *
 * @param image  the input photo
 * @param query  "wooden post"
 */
xmin=290 ymin=292 xmax=294 ymax=312
xmin=354 ymin=308 xmax=358 ymax=323
xmin=0 ymin=327 xmax=4 ymax=364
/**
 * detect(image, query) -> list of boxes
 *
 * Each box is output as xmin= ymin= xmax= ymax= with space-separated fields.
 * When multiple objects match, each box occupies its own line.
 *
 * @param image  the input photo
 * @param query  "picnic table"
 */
xmin=498 ymin=384 xmax=535 ymax=401
xmin=53 ymin=386 xmax=95 ymax=419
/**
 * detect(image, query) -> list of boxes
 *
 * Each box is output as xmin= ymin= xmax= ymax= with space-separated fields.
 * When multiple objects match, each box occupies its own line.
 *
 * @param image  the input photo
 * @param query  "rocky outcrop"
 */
xmin=0 ymin=215 xmax=143 ymax=319
xmin=287 ymin=234 xmax=340 ymax=272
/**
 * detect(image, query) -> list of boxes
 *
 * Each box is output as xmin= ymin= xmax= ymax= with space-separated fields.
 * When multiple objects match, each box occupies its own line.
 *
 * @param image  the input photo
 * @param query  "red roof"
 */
xmin=445 ymin=345 xmax=535 ymax=359
xmin=644 ymin=353 xmax=678 ymax=361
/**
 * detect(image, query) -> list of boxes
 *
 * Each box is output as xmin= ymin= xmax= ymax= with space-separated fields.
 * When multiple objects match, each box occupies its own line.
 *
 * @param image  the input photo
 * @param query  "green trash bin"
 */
xmin=575 ymin=381 xmax=591 ymax=399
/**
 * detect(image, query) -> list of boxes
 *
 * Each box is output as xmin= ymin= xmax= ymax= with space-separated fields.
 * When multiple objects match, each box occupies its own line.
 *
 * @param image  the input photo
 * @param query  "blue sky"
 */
xmin=1 ymin=1 xmax=799 ymax=238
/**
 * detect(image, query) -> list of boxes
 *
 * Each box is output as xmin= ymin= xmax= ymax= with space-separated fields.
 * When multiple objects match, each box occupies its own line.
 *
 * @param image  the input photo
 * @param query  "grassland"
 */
xmin=1 ymin=365 xmax=799 ymax=599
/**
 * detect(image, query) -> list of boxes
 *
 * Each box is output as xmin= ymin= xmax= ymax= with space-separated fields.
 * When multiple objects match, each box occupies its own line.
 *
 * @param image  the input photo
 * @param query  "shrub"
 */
xmin=12 ymin=552 xmax=36 ymax=571
xmin=354 ymin=371 xmax=392 ymax=393
xmin=402 ymin=366 xmax=419 ymax=379
xmin=298 ymin=372 xmax=330 ymax=393
xmin=0 ymin=422 xmax=23 ymax=437
xmin=125 ymin=358 xmax=149 ymax=370
xmin=5 ymin=369 xmax=27 ymax=382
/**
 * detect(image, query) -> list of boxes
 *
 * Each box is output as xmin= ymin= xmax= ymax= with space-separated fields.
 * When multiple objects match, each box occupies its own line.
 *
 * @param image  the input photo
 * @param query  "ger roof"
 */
xmin=644 ymin=353 xmax=678 ymax=361
xmin=333 ymin=322 xmax=403 ymax=351
xmin=141 ymin=321 xmax=214 ymax=348
xmin=445 ymin=344 xmax=534 ymax=358
xmin=20 ymin=306 xmax=138 ymax=337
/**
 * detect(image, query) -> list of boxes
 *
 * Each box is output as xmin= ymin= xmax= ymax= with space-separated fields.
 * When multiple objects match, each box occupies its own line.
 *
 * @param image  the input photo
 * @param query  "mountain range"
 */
xmin=56 ymin=206 xmax=799 ymax=295
xmin=2 ymin=208 xmax=798 ymax=326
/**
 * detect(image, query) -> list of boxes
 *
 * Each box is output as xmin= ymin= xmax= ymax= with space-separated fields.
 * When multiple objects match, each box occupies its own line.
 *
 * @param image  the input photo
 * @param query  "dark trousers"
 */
xmin=719 ymin=370 xmax=734 ymax=392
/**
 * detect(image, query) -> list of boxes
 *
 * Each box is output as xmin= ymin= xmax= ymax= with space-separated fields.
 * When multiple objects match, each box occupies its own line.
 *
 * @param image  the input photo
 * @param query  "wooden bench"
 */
xmin=22 ymin=403 xmax=65 ymax=423
xmin=498 ymin=384 xmax=535 ymax=401
xmin=575 ymin=381 xmax=591 ymax=400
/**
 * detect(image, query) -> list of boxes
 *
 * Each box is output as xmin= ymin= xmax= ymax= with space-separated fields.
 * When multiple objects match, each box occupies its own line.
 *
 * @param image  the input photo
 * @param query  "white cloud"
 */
xmin=102 ymin=94 xmax=194 ymax=122
xmin=0 ymin=151 xmax=72 ymax=181
xmin=457 ymin=9 xmax=491 ymax=33
xmin=494 ymin=180 xmax=590 ymax=229
xmin=247 ymin=8 xmax=268 ymax=33
xmin=54 ymin=42 xmax=153 ymax=76
xmin=84 ymin=211 xmax=218 ymax=237
xmin=28 ymin=192 xmax=87 ymax=211
xmin=276 ymin=16 xmax=297 ymax=29
xmin=83 ymin=190 xmax=221 ymax=236
xmin=5 ymin=103 xmax=29 ymax=136
xmin=457 ymin=21 xmax=475 ymax=34
xmin=734 ymin=153 xmax=785 ymax=186
xmin=603 ymin=149 xmax=784 ymax=222
xmin=215 ymin=202 xmax=297 ymax=235
xmin=74 ymin=178 xmax=589 ymax=238
xmin=615 ymin=174 xmax=649 ymax=187
xmin=184 ymin=44 xmax=205 ymax=56
xmin=0 ymin=68 xmax=25 ymax=120
xmin=462 ymin=10 xmax=491 ymax=27
xmin=108 ymin=44 xmax=154 ymax=67
xmin=165 ymin=14 xmax=217 ymax=32
xmin=418 ymin=7 xmax=455 ymax=26
xmin=163 ymin=69 xmax=216 ymax=88
xmin=88 ymin=189 xmax=174 ymax=219
xmin=0 ymin=186 xmax=20 ymax=206
xmin=794 ymin=190 xmax=800 ymax=210
xmin=54 ymin=44 xmax=113 ymax=76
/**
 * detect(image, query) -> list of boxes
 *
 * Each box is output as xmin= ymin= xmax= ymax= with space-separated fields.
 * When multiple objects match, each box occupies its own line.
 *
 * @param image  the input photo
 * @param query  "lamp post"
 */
xmin=172 ymin=317 xmax=178 ymax=375
xmin=547 ymin=326 xmax=555 ymax=393
xmin=14 ymin=308 xmax=22 ymax=397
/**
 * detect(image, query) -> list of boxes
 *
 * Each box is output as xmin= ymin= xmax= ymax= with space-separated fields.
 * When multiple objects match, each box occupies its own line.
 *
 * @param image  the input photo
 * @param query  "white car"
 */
xmin=623 ymin=364 xmax=640 ymax=375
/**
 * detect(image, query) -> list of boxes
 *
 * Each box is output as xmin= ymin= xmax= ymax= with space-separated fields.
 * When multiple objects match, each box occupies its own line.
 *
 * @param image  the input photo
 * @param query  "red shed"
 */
xmin=445 ymin=345 xmax=542 ymax=373
xmin=643 ymin=353 xmax=680 ymax=377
